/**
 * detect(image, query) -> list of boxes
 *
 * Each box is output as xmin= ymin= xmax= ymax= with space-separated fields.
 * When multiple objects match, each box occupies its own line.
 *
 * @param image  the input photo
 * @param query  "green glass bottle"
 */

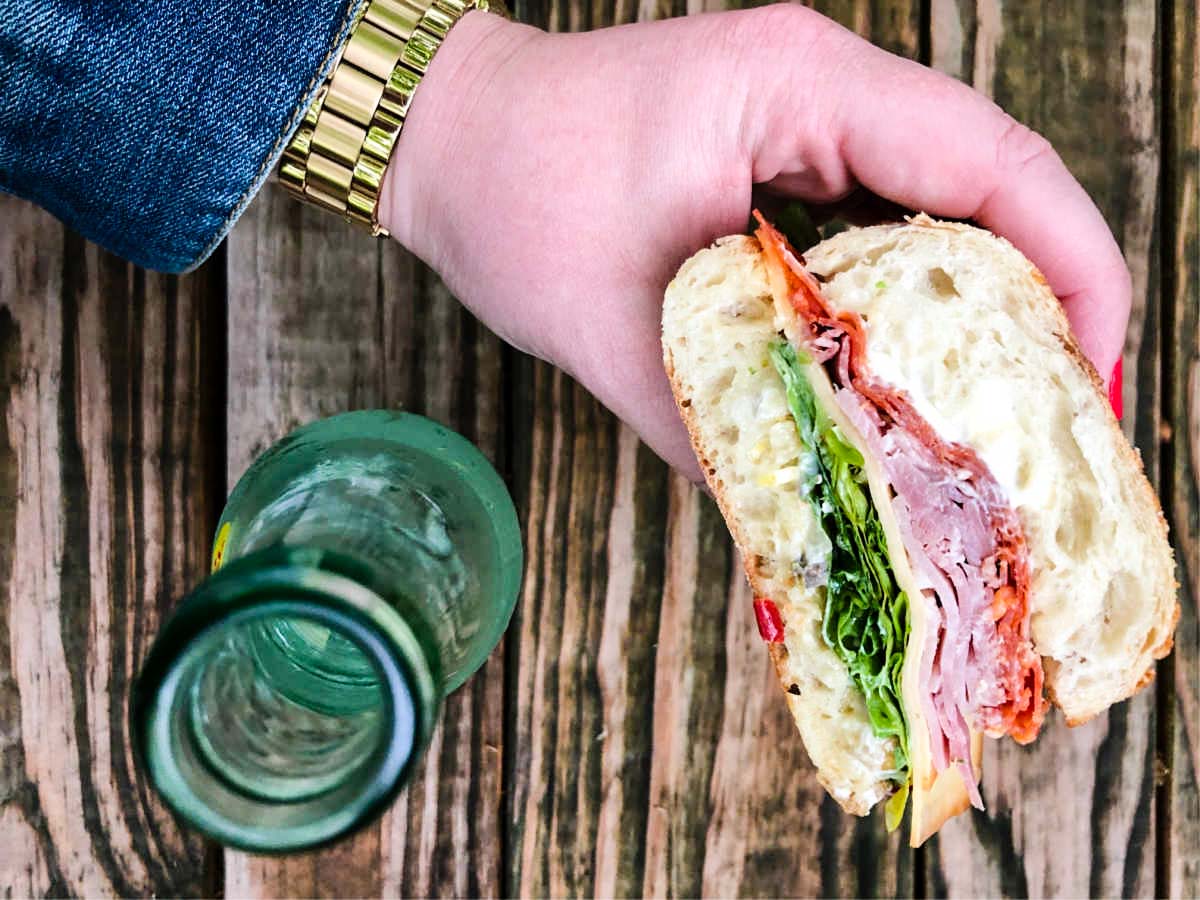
xmin=132 ymin=410 xmax=522 ymax=852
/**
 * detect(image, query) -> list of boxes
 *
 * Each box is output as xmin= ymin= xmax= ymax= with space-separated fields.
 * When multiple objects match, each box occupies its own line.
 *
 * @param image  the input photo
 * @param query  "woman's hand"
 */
xmin=382 ymin=6 xmax=1130 ymax=480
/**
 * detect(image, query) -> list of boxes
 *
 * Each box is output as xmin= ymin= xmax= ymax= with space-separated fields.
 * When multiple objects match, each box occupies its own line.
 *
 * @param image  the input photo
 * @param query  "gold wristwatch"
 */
xmin=279 ymin=0 xmax=489 ymax=237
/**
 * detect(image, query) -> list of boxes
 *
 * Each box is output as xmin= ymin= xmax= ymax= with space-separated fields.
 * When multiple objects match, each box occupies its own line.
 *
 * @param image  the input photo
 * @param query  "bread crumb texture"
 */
xmin=663 ymin=236 xmax=893 ymax=813
xmin=803 ymin=215 xmax=1177 ymax=724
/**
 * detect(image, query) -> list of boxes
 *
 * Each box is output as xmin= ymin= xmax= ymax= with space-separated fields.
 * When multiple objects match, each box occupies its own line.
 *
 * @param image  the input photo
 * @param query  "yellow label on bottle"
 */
xmin=211 ymin=522 xmax=232 ymax=572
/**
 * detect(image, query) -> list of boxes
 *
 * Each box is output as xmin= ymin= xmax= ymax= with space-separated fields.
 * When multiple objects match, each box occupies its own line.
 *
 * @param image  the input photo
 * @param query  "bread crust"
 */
xmin=800 ymin=215 xmax=1178 ymax=725
xmin=663 ymin=235 xmax=892 ymax=814
xmin=662 ymin=216 xmax=1178 ymax=821
xmin=665 ymin=314 xmax=878 ymax=814
xmin=1044 ymin=280 xmax=1177 ymax=722
xmin=661 ymin=243 xmax=804 ymax=740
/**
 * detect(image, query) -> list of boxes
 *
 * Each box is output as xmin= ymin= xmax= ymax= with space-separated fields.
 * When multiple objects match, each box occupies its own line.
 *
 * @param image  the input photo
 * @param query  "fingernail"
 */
xmin=1108 ymin=358 xmax=1123 ymax=420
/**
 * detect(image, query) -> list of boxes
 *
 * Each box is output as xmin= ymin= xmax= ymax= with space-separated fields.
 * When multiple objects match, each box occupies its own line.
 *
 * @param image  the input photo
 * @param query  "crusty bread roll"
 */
xmin=661 ymin=215 xmax=1177 ymax=819
xmin=663 ymin=235 xmax=896 ymax=813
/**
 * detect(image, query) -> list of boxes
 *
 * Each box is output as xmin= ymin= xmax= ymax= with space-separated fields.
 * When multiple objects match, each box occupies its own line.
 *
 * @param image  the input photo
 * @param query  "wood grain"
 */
xmin=503 ymin=3 xmax=668 ymax=894
xmin=222 ymin=186 xmax=507 ymax=898
xmin=220 ymin=194 xmax=382 ymax=898
xmin=502 ymin=2 xmax=918 ymax=898
xmin=927 ymin=2 xmax=1163 ymax=897
xmin=1165 ymin=0 xmax=1199 ymax=895
xmin=0 ymin=196 xmax=218 ymax=897
xmin=810 ymin=0 xmax=922 ymax=56
xmin=375 ymin=244 xmax=509 ymax=900
xmin=2 ymin=3 xmax=1196 ymax=898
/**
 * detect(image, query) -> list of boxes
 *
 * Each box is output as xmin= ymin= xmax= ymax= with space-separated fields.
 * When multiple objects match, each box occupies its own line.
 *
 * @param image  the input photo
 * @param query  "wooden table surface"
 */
xmin=1 ymin=1 xmax=1196 ymax=897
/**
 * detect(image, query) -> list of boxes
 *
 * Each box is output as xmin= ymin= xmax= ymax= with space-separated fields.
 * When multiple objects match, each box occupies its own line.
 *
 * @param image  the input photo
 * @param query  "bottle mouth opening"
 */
xmin=132 ymin=552 xmax=438 ymax=852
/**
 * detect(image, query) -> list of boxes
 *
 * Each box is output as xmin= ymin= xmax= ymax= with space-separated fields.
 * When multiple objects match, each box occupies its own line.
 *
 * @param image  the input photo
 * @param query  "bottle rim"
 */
xmin=131 ymin=550 xmax=439 ymax=852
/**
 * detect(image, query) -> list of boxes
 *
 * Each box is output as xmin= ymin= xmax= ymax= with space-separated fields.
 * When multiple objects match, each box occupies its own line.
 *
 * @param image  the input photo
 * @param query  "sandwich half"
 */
xmin=661 ymin=213 xmax=1177 ymax=844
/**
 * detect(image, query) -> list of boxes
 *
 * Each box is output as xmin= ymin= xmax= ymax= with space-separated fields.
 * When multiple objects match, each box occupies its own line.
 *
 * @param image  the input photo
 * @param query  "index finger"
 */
xmin=828 ymin=44 xmax=1130 ymax=383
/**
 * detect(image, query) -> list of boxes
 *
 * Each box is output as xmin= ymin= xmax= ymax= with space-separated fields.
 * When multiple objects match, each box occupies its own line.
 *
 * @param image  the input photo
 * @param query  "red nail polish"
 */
xmin=1108 ymin=359 xmax=1123 ymax=420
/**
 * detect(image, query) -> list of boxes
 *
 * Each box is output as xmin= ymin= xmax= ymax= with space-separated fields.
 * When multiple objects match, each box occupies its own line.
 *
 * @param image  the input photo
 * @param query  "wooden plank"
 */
xmin=505 ymin=369 xmax=917 ymax=898
xmin=720 ymin=6 xmax=922 ymax=892
xmin=1165 ymin=0 xmax=1199 ymax=895
xmin=222 ymin=187 xmax=506 ymax=897
xmin=660 ymin=486 xmax=916 ymax=899
xmin=375 ymin=248 xmax=509 ymax=900
xmin=810 ymin=0 xmax=922 ymax=56
xmin=499 ymin=4 xmax=659 ymax=893
xmin=0 ymin=196 xmax=217 ymax=896
xmin=927 ymin=2 xmax=1162 ymax=896
xmin=502 ymin=2 xmax=918 ymax=897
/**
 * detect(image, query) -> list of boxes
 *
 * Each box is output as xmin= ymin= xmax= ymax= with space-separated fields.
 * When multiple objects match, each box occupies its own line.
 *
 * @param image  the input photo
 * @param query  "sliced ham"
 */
xmin=754 ymin=217 xmax=1047 ymax=804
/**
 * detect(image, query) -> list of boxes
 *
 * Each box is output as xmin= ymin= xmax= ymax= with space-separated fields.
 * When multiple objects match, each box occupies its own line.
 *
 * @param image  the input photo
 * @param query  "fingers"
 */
xmin=615 ymin=369 xmax=707 ymax=487
xmin=745 ymin=10 xmax=1130 ymax=379
xmin=578 ymin=325 xmax=707 ymax=486
xmin=832 ymin=49 xmax=1132 ymax=377
xmin=643 ymin=412 xmax=708 ymax=487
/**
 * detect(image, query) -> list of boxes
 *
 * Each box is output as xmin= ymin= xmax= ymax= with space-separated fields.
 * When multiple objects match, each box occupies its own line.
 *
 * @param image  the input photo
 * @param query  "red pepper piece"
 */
xmin=753 ymin=597 xmax=785 ymax=643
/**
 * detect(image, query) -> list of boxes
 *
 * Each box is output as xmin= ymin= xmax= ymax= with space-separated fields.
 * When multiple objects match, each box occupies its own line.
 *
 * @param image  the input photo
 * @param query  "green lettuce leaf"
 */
xmin=769 ymin=341 xmax=910 ymax=780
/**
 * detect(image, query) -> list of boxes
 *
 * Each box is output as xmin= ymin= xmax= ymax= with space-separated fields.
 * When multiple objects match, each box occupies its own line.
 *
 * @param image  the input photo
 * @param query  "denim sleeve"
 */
xmin=0 ymin=0 xmax=366 ymax=273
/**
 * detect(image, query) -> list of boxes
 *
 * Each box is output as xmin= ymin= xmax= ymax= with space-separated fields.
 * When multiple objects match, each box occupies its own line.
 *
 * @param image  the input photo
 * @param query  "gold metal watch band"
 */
xmin=279 ymin=0 xmax=487 ymax=237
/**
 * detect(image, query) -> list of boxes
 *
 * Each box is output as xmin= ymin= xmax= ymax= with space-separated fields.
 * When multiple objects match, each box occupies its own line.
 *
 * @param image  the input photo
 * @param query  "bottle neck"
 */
xmin=132 ymin=547 xmax=441 ymax=852
xmin=212 ymin=410 xmax=524 ymax=694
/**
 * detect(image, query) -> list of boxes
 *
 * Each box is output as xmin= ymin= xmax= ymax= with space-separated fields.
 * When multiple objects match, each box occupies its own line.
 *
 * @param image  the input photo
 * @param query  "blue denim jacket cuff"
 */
xmin=0 ymin=0 xmax=369 ymax=273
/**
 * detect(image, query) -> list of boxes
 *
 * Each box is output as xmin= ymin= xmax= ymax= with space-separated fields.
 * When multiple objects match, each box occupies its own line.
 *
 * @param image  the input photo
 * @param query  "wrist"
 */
xmin=378 ymin=11 xmax=531 ymax=269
